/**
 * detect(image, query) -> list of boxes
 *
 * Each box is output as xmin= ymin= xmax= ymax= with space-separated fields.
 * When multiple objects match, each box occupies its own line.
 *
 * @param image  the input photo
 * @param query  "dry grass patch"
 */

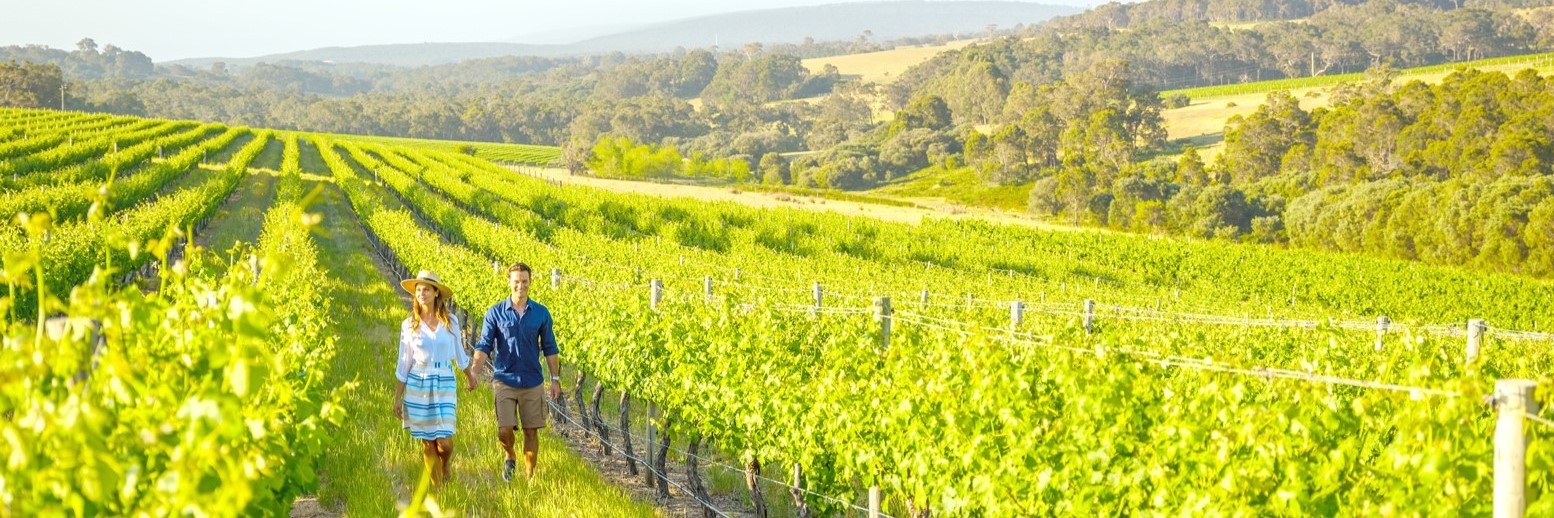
xmin=802 ymin=39 xmax=979 ymax=84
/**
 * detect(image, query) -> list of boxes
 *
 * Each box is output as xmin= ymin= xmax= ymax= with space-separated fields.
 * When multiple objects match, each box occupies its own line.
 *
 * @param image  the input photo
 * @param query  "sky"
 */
xmin=0 ymin=0 xmax=1093 ymax=62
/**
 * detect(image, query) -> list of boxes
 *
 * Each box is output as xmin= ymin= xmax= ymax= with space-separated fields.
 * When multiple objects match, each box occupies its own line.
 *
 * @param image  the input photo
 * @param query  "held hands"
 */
xmin=464 ymin=367 xmax=477 ymax=392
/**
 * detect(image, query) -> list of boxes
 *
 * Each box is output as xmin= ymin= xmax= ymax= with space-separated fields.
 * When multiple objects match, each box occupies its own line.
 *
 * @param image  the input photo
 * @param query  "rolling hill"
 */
xmin=563 ymin=1 xmax=1079 ymax=54
xmin=165 ymin=1 xmax=1079 ymax=68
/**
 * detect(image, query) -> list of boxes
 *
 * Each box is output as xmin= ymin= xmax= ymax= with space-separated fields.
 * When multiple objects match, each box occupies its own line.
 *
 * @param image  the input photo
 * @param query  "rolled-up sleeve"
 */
xmin=540 ymin=311 xmax=558 ymax=356
xmin=395 ymin=321 xmax=414 ymax=383
xmin=475 ymin=307 xmax=499 ymax=355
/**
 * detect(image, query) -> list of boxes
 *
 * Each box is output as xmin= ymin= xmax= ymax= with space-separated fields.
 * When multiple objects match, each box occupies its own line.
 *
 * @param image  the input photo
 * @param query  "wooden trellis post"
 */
xmin=1494 ymin=379 xmax=1538 ymax=518
xmin=875 ymin=297 xmax=892 ymax=349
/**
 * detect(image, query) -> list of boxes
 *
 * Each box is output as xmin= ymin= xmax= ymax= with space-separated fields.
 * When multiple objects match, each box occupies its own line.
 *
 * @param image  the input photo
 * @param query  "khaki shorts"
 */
xmin=493 ymin=382 xmax=547 ymax=430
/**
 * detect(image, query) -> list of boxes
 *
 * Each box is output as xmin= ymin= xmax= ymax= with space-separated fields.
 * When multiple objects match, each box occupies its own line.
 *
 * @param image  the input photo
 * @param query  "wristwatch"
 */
xmin=550 ymin=376 xmax=560 ymax=382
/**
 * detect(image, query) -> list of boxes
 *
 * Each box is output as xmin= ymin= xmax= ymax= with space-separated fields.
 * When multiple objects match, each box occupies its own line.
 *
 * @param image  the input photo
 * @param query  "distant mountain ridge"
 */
xmin=167 ymin=42 xmax=563 ymax=69
xmin=166 ymin=1 xmax=1079 ymax=68
xmin=564 ymin=1 xmax=1079 ymax=53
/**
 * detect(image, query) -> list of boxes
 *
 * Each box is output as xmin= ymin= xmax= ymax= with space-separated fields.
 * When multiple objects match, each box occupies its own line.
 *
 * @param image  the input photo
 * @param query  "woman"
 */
xmin=393 ymin=270 xmax=476 ymax=485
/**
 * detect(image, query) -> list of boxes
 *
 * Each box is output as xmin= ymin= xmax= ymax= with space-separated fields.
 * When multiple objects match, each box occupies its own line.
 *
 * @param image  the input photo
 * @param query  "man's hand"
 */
xmin=548 ymin=381 xmax=561 ymax=400
xmin=464 ymin=368 xmax=477 ymax=392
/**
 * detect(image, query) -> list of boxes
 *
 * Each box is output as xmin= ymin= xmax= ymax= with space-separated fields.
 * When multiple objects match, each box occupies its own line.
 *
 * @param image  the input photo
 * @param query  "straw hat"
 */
xmin=401 ymin=270 xmax=453 ymax=299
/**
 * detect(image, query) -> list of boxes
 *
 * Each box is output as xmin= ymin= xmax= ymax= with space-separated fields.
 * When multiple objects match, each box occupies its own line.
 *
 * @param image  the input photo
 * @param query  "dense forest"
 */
xmin=938 ymin=66 xmax=1540 ymax=277
xmin=6 ymin=0 xmax=1552 ymax=153
xmin=3 ymin=0 xmax=1554 ymax=277
xmin=1225 ymin=70 xmax=1553 ymax=275
xmin=893 ymin=0 xmax=1552 ymax=120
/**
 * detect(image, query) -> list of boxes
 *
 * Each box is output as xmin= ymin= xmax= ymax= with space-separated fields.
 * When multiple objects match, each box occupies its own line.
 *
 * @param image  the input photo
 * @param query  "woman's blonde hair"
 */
xmin=410 ymin=284 xmax=451 ymax=331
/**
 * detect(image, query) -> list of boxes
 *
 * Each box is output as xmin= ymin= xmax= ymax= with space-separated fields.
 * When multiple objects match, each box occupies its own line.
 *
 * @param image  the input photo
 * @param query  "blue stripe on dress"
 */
xmin=403 ymin=400 xmax=457 ymax=410
xmin=405 ymin=379 xmax=456 ymax=388
xmin=411 ymin=430 xmax=454 ymax=440
xmin=405 ymin=407 xmax=455 ymax=417
xmin=402 ymin=361 xmax=458 ymax=439
xmin=405 ymin=409 xmax=456 ymax=419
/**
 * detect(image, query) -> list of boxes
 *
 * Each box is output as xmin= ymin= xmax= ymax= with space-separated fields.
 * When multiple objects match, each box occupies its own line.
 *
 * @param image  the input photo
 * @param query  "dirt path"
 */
xmin=511 ymin=165 xmax=1082 ymax=233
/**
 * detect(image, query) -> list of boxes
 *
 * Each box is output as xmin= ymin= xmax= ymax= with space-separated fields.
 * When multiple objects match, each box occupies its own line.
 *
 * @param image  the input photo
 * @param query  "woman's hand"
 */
xmin=393 ymin=398 xmax=406 ymax=420
xmin=464 ymin=368 xmax=477 ymax=392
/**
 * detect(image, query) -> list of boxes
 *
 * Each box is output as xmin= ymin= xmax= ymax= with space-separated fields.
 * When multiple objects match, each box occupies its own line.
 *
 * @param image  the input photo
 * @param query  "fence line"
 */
xmin=1526 ymin=412 xmax=1554 ymax=431
xmin=889 ymin=309 xmax=1462 ymax=397
xmin=514 ymin=224 xmax=1544 ymax=343
xmin=559 ymin=243 xmax=1519 ymax=338
xmin=547 ymin=262 xmax=1549 ymax=344
xmin=555 ymin=397 xmax=894 ymax=518
xmin=891 ymin=314 xmax=976 ymax=336
xmin=546 ymin=399 xmax=735 ymax=518
xmin=991 ymin=332 xmax=1463 ymax=398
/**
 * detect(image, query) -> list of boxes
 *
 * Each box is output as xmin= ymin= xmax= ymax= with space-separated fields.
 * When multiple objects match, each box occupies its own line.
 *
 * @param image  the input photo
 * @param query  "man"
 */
xmin=472 ymin=262 xmax=562 ymax=482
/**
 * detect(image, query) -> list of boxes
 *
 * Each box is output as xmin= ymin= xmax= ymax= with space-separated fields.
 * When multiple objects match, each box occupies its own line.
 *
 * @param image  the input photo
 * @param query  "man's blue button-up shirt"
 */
xmin=474 ymin=298 xmax=558 ymax=389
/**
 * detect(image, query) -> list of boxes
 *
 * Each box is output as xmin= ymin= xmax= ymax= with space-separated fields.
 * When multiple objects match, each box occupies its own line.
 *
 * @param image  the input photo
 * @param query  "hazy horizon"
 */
xmin=0 ymin=0 xmax=1098 ymax=62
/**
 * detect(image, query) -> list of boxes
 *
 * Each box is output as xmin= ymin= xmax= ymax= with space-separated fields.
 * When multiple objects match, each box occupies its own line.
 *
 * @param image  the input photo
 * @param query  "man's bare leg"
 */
xmin=497 ymin=426 xmax=518 ymax=481
xmin=498 ymin=427 xmax=517 ymax=461
xmin=522 ymin=428 xmax=540 ymax=479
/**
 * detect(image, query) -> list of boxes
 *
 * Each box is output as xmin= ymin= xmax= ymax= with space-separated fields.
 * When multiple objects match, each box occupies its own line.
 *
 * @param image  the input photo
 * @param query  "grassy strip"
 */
xmin=334 ymin=133 xmax=562 ymax=165
xmin=1165 ymin=51 xmax=1554 ymax=99
xmin=740 ymin=182 xmax=925 ymax=208
xmin=307 ymin=175 xmax=658 ymax=517
xmin=871 ymin=165 xmax=1032 ymax=212
xmin=193 ymin=169 xmax=279 ymax=261
xmin=249 ymin=136 xmax=285 ymax=171
xmin=206 ymin=132 xmax=258 ymax=164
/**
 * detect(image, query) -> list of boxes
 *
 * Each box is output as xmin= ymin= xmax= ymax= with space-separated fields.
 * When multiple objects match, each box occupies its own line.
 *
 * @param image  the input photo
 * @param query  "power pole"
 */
xmin=59 ymin=83 xmax=66 ymax=111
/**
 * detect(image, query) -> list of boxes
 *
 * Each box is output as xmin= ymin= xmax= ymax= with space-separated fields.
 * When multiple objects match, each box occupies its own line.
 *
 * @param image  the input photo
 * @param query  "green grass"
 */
xmin=332 ymin=133 xmax=561 ymax=166
xmin=1164 ymin=51 xmax=1554 ymax=99
xmin=308 ymin=180 xmax=658 ymax=517
xmin=742 ymin=183 xmax=925 ymax=208
xmin=249 ymin=136 xmax=285 ymax=171
xmin=872 ymin=165 xmax=1031 ymax=212
xmin=151 ymin=162 xmax=222 ymax=195
xmin=192 ymin=169 xmax=278 ymax=262
xmin=297 ymin=136 xmax=330 ymax=175
xmin=207 ymin=132 xmax=257 ymax=165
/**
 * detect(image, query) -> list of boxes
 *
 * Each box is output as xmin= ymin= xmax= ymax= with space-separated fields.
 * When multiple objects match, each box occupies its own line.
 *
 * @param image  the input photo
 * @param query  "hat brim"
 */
xmin=401 ymin=279 xmax=453 ymax=299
